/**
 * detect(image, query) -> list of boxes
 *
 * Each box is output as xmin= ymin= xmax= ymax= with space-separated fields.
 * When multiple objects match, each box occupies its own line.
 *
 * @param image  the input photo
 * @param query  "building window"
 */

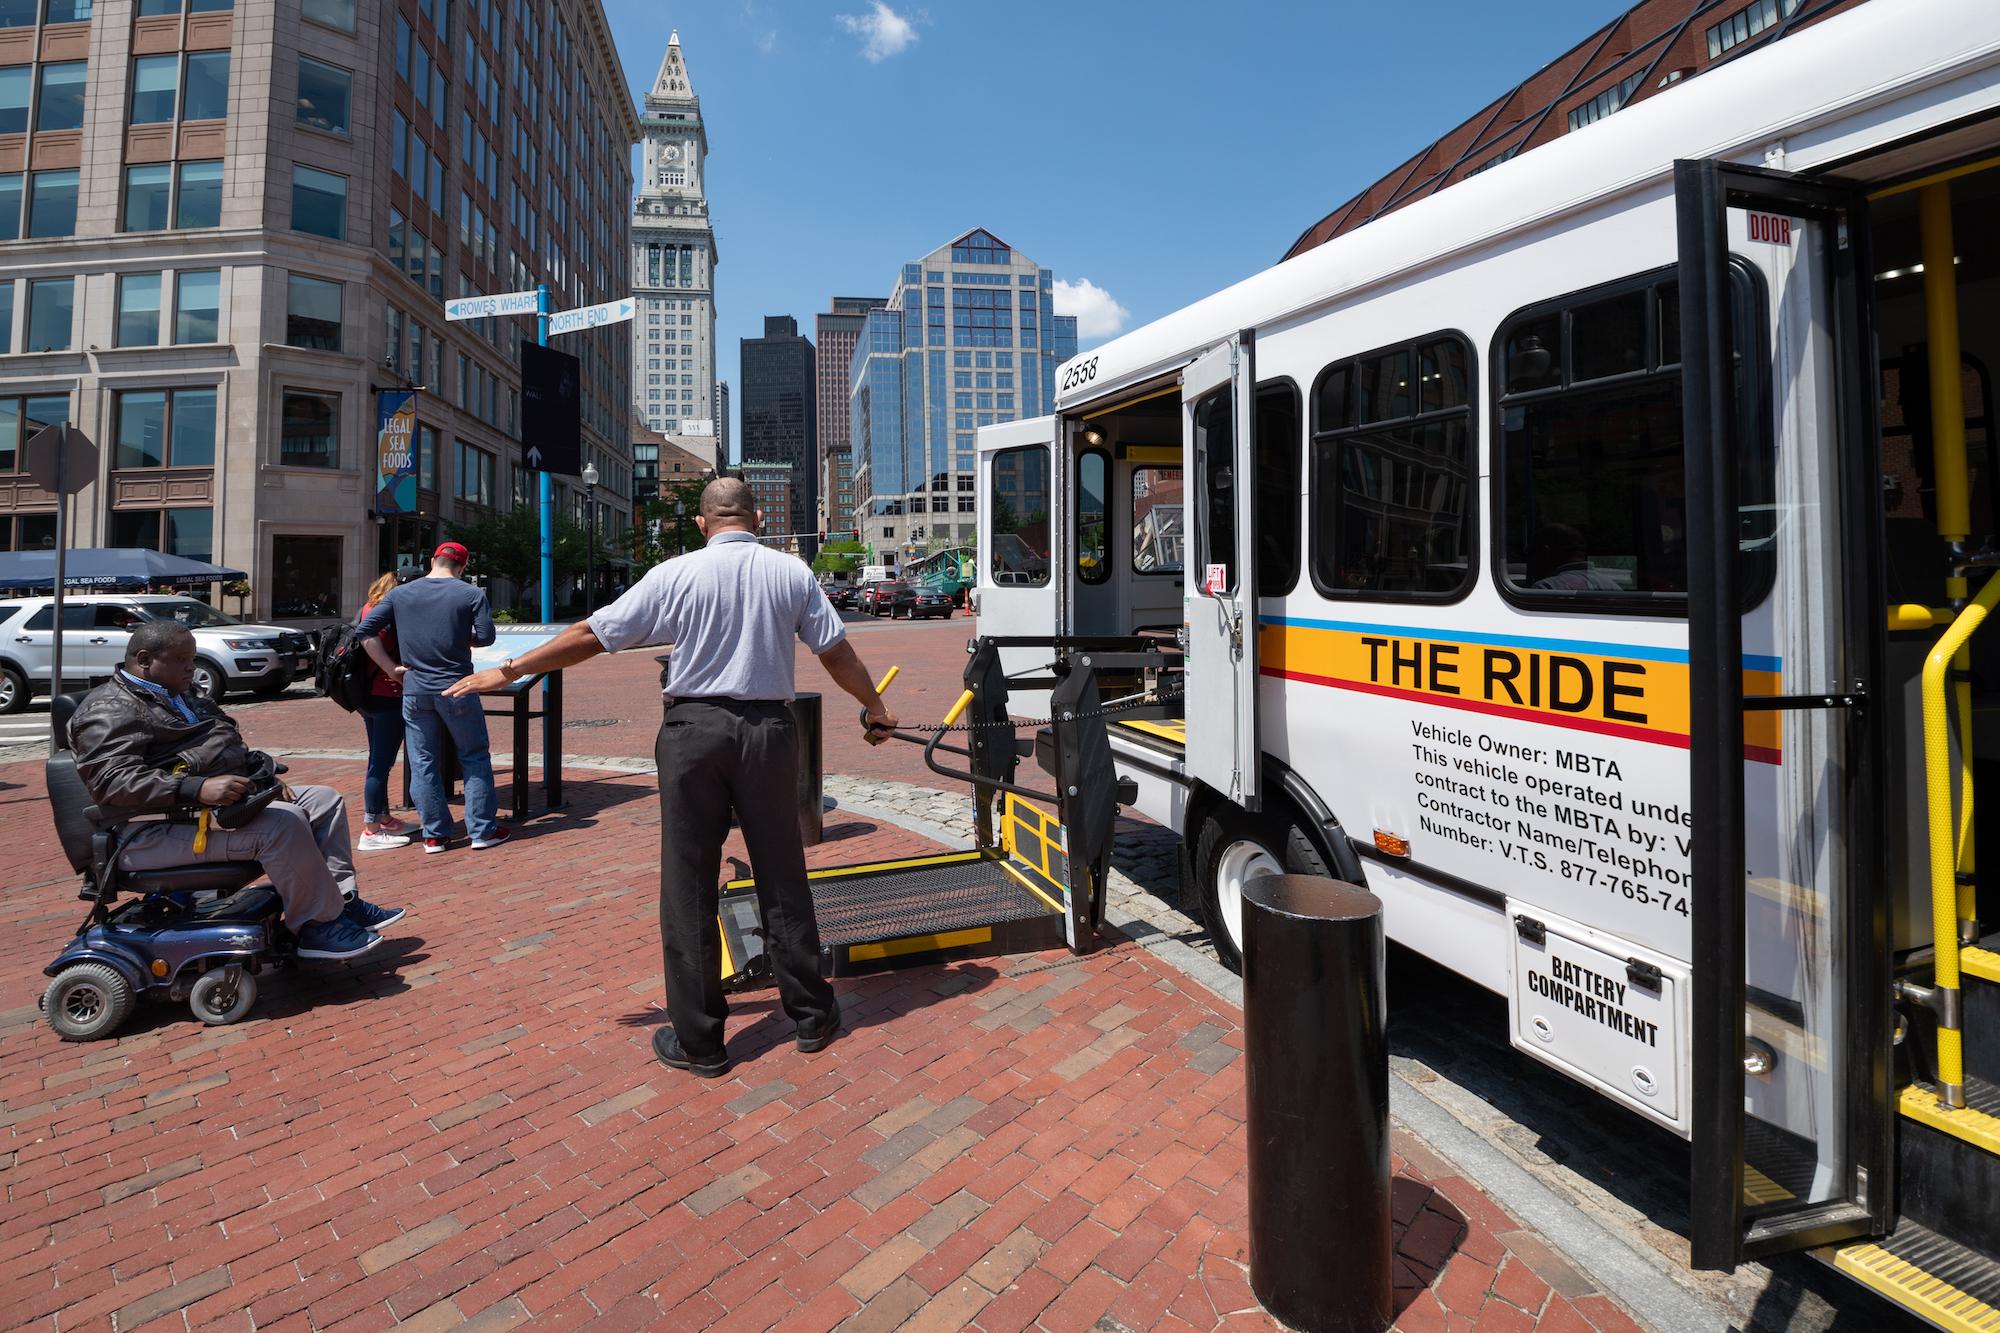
xmin=114 ymin=272 xmax=162 ymax=347
xmin=42 ymin=0 xmax=94 ymax=22
xmin=173 ymin=268 xmax=219 ymax=344
xmin=24 ymin=276 xmax=72 ymax=352
xmin=0 ymin=281 xmax=12 ymax=355
xmin=0 ymin=395 xmax=69 ymax=479
xmin=280 ymin=390 xmax=339 ymax=468
xmin=0 ymin=64 xmax=28 ymax=133
xmin=295 ymin=57 xmax=351 ymax=134
xmin=1566 ymin=70 xmax=1644 ymax=132
xmin=453 ymin=439 xmax=493 ymax=505
xmin=28 ymin=168 xmax=76 ymax=237
xmin=175 ymin=160 xmax=222 ymax=228
xmin=115 ymin=387 xmax=216 ymax=468
xmin=110 ymin=507 xmax=213 ymax=562
xmin=300 ymin=0 xmax=355 ymax=32
xmin=1707 ymin=0 xmax=1801 ymax=59
xmin=123 ymin=163 xmax=172 ymax=231
xmin=285 ymin=273 xmax=342 ymax=350
xmin=290 ymin=164 xmax=347 ymax=239
xmin=131 ymin=54 xmax=178 ymax=123
xmin=271 ymin=535 xmax=342 ymax=617
xmin=137 ymin=0 xmax=236 ymax=12
xmin=183 ymin=51 xmax=227 ymax=119
xmin=35 ymin=61 xmax=84 ymax=132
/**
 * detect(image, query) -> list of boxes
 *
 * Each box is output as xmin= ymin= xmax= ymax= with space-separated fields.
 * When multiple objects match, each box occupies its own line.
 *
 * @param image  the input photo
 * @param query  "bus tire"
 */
xmin=1194 ymin=804 xmax=1331 ymax=974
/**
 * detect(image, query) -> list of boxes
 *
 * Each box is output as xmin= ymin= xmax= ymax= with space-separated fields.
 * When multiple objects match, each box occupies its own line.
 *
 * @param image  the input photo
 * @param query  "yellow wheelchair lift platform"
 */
xmin=719 ymin=794 xmax=1074 ymax=980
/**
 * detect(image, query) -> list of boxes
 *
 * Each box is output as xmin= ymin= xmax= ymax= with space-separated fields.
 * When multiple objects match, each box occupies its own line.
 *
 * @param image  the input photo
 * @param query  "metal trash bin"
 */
xmin=1243 ymin=874 xmax=1391 ymax=1333
xmin=789 ymin=691 xmax=823 ymax=847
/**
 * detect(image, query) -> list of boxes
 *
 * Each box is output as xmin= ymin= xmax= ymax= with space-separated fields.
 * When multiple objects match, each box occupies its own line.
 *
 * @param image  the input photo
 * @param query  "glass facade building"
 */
xmin=848 ymin=229 xmax=1077 ymax=561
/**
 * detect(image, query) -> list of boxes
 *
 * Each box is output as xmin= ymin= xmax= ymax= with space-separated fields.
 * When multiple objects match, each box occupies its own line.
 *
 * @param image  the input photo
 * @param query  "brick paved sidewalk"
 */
xmin=0 ymin=756 xmax=1650 ymax=1332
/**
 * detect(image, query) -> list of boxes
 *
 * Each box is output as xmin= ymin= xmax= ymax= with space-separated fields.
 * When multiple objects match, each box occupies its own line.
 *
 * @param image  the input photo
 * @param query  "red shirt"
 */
xmin=358 ymin=602 xmax=402 ymax=698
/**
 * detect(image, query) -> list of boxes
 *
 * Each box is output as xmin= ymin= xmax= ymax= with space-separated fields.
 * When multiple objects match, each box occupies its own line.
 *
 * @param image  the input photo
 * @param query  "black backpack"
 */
xmin=314 ymin=621 xmax=375 ymax=713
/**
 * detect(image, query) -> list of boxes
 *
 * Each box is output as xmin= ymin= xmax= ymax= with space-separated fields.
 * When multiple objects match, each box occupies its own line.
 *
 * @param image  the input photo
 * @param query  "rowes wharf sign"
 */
xmin=1256 ymin=616 xmax=1783 ymax=764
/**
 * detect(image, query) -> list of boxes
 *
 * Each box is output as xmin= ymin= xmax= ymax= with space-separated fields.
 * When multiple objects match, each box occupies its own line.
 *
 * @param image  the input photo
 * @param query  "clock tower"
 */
xmin=630 ymin=31 xmax=720 ymax=455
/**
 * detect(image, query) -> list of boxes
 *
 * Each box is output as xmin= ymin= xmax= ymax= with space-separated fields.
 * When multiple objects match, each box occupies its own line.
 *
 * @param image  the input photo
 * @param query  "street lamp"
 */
xmin=582 ymin=460 xmax=599 ymax=615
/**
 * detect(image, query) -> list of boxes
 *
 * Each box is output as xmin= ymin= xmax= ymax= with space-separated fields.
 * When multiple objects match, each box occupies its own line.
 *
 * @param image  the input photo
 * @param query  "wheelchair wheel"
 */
xmin=44 ymin=963 xmax=136 ymax=1041
xmin=189 ymin=967 xmax=257 ymax=1026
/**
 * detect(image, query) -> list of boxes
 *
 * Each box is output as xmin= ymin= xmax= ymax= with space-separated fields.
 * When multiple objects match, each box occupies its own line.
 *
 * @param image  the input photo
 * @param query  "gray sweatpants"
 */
xmin=118 ymin=783 xmax=355 ymax=932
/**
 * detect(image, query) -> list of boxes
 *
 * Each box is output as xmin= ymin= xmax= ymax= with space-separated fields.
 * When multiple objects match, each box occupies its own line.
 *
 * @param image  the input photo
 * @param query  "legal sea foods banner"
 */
xmin=376 ymin=391 xmax=418 ymax=514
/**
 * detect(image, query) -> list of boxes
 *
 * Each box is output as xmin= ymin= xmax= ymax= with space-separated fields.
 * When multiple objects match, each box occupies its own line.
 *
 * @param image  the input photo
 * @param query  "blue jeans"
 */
xmin=360 ymin=705 xmax=405 ymax=824
xmin=402 ymin=691 xmax=498 ymax=843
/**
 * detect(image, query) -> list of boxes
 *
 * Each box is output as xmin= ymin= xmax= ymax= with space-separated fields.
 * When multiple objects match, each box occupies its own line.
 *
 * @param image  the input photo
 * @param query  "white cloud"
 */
xmin=754 ymin=28 xmax=778 ymax=54
xmin=1052 ymin=278 xmax=1131 ymax=340
xmin=835 ymin=2 xmax=918 ymax=61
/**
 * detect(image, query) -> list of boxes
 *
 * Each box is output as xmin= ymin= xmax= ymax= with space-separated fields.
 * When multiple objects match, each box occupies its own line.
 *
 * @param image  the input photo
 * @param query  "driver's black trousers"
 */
xmin=654 ymin=698 xmax=837 ymax=1058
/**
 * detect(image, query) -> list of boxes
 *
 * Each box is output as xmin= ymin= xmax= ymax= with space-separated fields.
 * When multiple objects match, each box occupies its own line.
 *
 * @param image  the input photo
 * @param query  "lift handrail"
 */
xmin=1921 ymin=571 xmax=2000 ymax=1110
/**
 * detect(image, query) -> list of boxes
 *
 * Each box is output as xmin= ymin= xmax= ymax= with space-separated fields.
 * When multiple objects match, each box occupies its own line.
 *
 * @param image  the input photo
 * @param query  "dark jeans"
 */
xmin=360 ymin=704 xmax=404 ymax=824
xmin=655 ymin=699 xmax=836 ymax=1058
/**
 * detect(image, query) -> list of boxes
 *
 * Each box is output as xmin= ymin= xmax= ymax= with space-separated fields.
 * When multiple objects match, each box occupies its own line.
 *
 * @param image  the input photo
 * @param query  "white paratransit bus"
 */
xmin=974 ymin=0 xmax=2000 ymax=1311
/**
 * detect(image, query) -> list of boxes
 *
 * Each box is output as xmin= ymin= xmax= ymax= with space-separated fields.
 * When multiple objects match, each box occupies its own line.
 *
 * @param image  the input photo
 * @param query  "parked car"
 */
xmin=826 ymin=584 xmax=860 ymax=610
xmin=899 ymin=588 xmax=954 ymax=620
xmin=0 ymin=595 xmax=318 ymax=714
xmin=857 ymin=581 xmax=906 ymax=617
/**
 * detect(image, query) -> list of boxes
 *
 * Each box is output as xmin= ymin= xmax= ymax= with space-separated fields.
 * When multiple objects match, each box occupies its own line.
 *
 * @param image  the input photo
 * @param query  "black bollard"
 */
xmin=1243 ymin=874 xmax=1391 ymax=1333
xmin=788 ymin=692 xmax=823 ymax=847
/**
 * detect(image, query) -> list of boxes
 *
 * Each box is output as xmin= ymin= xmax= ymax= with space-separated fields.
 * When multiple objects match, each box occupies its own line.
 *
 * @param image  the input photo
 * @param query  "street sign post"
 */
xmin=545 ymin=297 xmax=635 ymax=338
xmin=25 ymin=422 xmax=98 ymax=753
xmin=444 ymin=289 xmax=541 ymax=321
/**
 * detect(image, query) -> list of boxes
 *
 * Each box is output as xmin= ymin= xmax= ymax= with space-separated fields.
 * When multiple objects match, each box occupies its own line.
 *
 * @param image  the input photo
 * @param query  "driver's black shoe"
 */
xmin=652 ymin=1027 xmax=729 ymax=1078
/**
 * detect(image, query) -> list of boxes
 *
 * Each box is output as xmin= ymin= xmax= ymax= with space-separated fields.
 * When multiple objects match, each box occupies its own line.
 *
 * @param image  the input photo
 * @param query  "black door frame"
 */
xmin=1676 ymin=157 xmax=1895 ymax=1271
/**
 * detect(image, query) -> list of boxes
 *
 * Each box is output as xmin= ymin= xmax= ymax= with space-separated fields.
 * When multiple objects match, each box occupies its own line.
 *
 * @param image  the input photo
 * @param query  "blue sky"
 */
xmin=596 ymin=0 xmax=1624 ymax=437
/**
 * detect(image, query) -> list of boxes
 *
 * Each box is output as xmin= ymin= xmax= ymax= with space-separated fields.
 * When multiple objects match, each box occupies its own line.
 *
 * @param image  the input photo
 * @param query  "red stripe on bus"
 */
xmin=1262 ymin=667 xmax=1782 ymax=765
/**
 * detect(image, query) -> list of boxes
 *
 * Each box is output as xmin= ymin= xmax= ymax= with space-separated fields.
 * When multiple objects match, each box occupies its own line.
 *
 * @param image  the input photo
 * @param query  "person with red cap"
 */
xmin=355 ymin=541 xmax=505 ymax=852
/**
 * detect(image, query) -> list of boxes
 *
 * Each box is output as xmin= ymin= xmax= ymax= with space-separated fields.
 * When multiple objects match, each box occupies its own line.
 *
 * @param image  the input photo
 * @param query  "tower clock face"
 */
xmin=664 ymin=144 xmax=680 ymax=162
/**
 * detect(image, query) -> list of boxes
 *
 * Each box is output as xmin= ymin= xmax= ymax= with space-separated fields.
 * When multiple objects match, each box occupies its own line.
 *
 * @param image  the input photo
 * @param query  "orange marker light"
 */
xmin=1373 ymin=830 xmax=1411 ymax=858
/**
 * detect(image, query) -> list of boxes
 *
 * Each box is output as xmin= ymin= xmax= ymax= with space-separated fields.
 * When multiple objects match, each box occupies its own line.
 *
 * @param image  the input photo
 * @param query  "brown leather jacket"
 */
xmin=67 ymin=674 xmax=262 ymax=817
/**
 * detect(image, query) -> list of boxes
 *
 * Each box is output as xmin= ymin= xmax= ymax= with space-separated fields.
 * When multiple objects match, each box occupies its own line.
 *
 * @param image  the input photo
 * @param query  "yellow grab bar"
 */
xmin=875 ymin=666 xmax=900 ymax=694
xmin=1922 ymin=572 xmax=2000 ymax=1109
xmin=941 ymin=689 xmax=976 ymax=727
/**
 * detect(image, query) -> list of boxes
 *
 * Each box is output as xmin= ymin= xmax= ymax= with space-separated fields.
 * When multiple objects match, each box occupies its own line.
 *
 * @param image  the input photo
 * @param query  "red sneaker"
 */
xmin=471 ymin=825 xmax=512 ymax=850
xmin=422 ymin=836 xmax=450 ymax=855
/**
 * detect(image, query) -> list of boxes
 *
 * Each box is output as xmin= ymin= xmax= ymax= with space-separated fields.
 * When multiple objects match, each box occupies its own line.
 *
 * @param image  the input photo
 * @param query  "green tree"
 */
xmin=634 ymin=478 xmax=706 ymax=571
xmin=448 ymin=505 xmax=590 ymax=610
xmin=812 ymin=539 xmax=867 ymax=578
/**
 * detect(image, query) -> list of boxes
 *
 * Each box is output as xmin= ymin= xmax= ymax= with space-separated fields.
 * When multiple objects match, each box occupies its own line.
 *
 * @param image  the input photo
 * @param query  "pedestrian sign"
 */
xmin=444 ymin=289 xmax=541 ymax=321
xmin=546 ymin=297 xmax=636 ymax=337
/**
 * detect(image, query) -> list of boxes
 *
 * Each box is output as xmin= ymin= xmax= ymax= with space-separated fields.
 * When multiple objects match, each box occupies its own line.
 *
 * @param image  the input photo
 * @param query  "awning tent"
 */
xmin=0 ymin=548 xmax=247 ymax=592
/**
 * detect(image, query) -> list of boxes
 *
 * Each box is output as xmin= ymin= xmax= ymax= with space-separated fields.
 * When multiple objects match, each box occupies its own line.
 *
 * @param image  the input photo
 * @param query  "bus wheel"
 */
xmin=1194 ymin=806 xmax=1330 ymax=974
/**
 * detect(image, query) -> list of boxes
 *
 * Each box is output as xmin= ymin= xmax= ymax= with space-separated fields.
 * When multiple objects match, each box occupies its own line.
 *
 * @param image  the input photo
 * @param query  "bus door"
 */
xmin=1183 ymin=332 xmax=1260 ymax=811
xmin=977 ymin=415 xmax=1061 ymax=703
xmin=1677 ymin=159 xmax=1895 ymax=1270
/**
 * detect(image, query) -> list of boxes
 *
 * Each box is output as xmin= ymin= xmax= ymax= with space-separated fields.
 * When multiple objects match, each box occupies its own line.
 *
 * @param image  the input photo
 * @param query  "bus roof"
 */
xmin=1052 ymin=0 xmax=2000 ymax=415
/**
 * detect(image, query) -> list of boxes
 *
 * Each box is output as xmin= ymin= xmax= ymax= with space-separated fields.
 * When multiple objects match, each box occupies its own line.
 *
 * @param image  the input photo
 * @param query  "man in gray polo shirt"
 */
xmin=446 ymin=477 xmax=897 ymax=1076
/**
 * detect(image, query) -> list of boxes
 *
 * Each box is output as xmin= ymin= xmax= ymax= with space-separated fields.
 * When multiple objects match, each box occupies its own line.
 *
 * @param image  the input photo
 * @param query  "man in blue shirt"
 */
xmin=357 ymin=542 xmax=504 ymax=853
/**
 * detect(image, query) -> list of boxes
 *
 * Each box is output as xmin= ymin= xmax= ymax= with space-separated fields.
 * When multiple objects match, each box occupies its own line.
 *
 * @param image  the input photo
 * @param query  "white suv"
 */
xmin=0 ymin=595 xmax=318 ymax=714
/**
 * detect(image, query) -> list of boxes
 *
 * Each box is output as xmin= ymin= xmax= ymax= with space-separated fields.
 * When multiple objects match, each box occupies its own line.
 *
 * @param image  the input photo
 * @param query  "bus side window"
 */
xmin=1193 ymin=390 xmax=1236 ymax=591
xmin=987 ymin=445 xmax=1051 ymax=587
xmin=1493 ymin=265 xmax=1769 ymax=609
xmin=1308 ymin=332 xmax=1476 ymax=601
xmin=1132 ymin=465 xmax=1185 ymax=574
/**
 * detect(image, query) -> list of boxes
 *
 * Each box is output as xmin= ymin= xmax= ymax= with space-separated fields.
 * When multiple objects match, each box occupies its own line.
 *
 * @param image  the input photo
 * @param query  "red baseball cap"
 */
xmin=434 ymin=541 xmax=469 ymax=562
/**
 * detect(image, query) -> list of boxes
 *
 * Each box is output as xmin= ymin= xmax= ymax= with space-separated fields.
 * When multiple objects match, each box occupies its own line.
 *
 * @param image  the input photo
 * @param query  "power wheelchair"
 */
xmin=39 ymin=695 xmax=295 ymax=1040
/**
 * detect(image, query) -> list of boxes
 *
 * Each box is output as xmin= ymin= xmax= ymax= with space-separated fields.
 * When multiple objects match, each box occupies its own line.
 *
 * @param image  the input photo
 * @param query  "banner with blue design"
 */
xmin=376 ymin=391 xmax=418 ymax=514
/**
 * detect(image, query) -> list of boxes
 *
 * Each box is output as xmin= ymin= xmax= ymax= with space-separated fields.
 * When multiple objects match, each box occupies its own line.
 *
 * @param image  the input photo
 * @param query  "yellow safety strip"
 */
xmin=1080 ymin=384 xmax=1180 ymax=420
xmin=996 ymin=859 xmax=1065 ymax=915
xmin=1899 ymin=1085 xmax=2000 ymax=1157
xmin=1868 ymin=153 xmax=2000 ymax=201
xmin=846 ymin=927 xmax=992 ymax=962
xmin=724 ymin=850 xmax=992 ymax=892
xmin=1742 ymin=1164 xmax=1795 ymax=1207
xmin=1117 ymin=717 xmax=1187 ymax=745
xmin=1833 ymin=1241 xmax=2000 ymax=1331
xmin=1963 ymin=946 xmax=2000 ymax=986
xmin=1120 ymin=445 xmax=1182 ymax=464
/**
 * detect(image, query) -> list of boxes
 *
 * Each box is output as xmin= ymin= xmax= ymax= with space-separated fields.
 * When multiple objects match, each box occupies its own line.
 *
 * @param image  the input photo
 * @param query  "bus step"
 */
xmin=1831 ymin=1218 xmax=2000 ymax=1330
xmin=1967 ymin=944 xmax=2000 ymax=1090
xmin=1898 ymin=1078 xmax=2000 ymax=1267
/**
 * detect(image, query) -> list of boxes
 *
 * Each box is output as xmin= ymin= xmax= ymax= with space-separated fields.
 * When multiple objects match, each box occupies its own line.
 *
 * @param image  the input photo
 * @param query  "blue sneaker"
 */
xmin=296 ymin=915 xmax=381 ymax=961
xmin=342 ymin=895 xmax=406 ymax=930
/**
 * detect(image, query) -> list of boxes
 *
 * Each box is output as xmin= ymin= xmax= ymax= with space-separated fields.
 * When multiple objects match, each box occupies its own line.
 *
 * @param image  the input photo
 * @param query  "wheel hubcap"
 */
xmin=63 ymin=985 xmax=104 ymax=1023
xmin=1215 ymin=839 xmax=1282 ymax=955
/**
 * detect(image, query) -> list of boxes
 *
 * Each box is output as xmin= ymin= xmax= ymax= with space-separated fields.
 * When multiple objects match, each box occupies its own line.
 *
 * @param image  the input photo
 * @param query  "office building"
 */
xmin=0 ymin=0 xmax=639 ymax=618
xmin=739 ymin=458 xmax=792 ymax=545
xmin=630 ymin=30 xmax=718 ymax=446
xmin=739 ymin=315 xmax=814 ymax=552
xmin=816 ymin=295 xmax=880 ymax=540
xmin=849 ymin=229 xmax=1076 ymax=558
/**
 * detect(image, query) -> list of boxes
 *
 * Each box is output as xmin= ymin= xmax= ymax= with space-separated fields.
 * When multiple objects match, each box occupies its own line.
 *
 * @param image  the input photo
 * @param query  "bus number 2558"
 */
xmin=1059 ymin=357 xmax=1099 ymax=393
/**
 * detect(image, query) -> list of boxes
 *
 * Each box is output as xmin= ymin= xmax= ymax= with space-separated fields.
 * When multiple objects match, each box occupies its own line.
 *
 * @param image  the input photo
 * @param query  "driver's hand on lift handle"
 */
xmin=861 ymin=666 xmax=901 ymax=746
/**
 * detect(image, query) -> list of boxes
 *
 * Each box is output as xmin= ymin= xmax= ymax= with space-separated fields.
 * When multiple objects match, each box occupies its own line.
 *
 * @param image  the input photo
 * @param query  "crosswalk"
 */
xmin=0 ymin=716 xmax=51 ymax=748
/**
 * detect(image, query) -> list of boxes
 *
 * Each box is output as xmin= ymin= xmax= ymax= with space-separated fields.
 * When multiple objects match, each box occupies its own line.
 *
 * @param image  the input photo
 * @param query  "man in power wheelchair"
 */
xmin=40 ymin=621 xmax=405 ymax=1040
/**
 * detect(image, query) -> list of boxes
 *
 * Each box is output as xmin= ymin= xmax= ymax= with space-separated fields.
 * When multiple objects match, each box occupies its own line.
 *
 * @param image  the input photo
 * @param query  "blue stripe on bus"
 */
xmin=1257 ymin=614 xmax=1783 ymax=674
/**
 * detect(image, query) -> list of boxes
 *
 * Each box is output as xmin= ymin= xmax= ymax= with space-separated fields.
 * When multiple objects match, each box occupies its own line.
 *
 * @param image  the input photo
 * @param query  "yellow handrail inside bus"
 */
xmin=1922 ymin=572 xmax=2000 ymax=1110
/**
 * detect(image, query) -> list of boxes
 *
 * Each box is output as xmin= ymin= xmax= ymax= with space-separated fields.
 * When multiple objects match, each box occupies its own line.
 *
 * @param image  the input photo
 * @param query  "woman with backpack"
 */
xmin=356 ymin=572 xmax=414 ymax=851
